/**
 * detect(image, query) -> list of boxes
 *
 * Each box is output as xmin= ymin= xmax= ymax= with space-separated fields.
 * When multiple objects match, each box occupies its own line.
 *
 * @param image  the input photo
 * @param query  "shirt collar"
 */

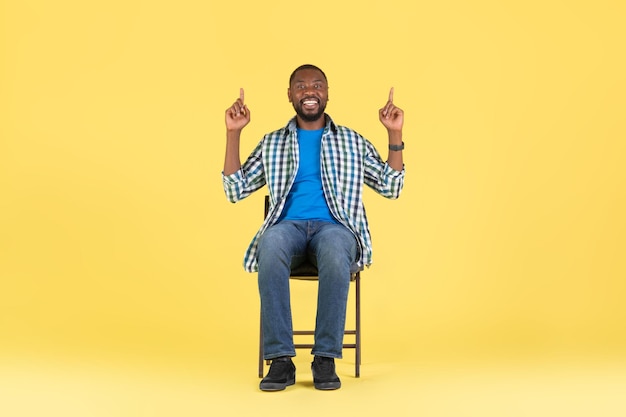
xmin=285 ymin=114 xmax=338 ymax=136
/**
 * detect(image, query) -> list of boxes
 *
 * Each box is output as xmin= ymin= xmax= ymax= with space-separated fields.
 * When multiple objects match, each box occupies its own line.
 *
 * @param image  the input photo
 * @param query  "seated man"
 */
xmin=222 ymin=64 xmax=405 ymax=391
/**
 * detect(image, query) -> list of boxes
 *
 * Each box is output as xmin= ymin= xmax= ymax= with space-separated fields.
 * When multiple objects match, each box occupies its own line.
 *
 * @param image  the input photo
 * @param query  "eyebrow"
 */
xmin=293 ymin=79 xmax=326 ymax=83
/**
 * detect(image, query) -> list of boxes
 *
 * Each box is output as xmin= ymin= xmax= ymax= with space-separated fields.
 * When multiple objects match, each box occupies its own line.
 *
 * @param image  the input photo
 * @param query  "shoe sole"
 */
xmin=259 ymin=378 xmax=295 ymax=391
xmin=313 ymin=381 xmax=341 ymax=390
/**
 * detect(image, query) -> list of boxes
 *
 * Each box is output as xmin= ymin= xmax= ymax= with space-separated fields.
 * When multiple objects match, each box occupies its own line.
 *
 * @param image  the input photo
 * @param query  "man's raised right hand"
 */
xmin=225 ymin=88 xmax=250 ymax=131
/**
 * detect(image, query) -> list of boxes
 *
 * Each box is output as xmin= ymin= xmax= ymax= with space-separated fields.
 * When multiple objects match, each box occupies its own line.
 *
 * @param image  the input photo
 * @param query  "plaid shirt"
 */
xmin=222 ymin=115 xmax=405 ymax=272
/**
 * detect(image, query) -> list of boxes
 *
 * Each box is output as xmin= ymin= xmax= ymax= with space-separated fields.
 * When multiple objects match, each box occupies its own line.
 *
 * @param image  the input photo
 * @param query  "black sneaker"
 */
xmin=311 ymin=356 xmax=341 ymax=390
xmin=260 ymin=356 xmax=296 ymax=391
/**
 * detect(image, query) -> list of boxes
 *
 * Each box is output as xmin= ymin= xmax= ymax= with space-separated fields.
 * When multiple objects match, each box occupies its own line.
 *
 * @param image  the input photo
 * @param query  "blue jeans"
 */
xmin=257 ymin=220 xmax=358 ymax=360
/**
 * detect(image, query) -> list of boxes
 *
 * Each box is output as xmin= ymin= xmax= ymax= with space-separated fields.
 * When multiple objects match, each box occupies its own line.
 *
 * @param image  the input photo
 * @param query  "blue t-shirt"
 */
xmin=280 ymin=128 xmax=337 ymax=223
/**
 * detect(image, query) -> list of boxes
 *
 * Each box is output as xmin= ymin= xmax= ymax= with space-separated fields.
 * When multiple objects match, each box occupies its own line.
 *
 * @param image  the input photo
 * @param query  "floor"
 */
xmin=2 ymin=354 xmax=625 ymax=417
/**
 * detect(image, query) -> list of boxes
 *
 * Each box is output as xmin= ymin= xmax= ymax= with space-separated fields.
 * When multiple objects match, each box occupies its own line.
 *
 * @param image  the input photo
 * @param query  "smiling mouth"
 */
xmin=301 ymin=98 xmax=319 ymax=109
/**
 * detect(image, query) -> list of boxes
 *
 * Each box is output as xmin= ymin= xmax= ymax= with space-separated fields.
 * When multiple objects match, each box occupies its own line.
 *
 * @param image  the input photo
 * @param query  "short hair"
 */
xmin=289 ymin=64 xmax=328 ymax=85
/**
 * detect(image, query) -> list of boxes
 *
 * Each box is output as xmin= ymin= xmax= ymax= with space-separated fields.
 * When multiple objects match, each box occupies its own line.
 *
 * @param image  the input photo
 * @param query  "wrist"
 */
xmin=387 ymin=129 xmax=402 ymax=142
xmin=226 ymin=130 xmax=242 ymax=141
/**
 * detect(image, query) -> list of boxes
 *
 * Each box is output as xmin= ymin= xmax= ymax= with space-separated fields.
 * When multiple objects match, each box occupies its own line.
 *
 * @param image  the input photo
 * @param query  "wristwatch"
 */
xmin=388 ymin=142 xmax=404 ymax=151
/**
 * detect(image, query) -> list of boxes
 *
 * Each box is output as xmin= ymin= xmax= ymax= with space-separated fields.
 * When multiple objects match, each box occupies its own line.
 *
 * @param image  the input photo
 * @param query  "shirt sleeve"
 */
xmin=362 ymin=139 xmax=405 ymax=199
xmin=222 ymin=140 xmax=266 ymax=203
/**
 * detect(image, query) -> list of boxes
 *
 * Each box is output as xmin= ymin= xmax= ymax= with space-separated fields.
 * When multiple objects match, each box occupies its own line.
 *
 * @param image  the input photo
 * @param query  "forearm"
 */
xmin=386 ymin=129 xmax=403 ymax=172
xmin=364 ymin=138 xmax=405 ymax=199
xmin=223 ymin=129 xmax=242 ymax=176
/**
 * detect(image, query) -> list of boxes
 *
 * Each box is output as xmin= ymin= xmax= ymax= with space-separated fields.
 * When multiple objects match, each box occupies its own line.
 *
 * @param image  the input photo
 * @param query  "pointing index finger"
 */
xmin=239 ymin=88 xmax=245 ymax=104
xmin=388 ymin=87 xmax=394 ymax=103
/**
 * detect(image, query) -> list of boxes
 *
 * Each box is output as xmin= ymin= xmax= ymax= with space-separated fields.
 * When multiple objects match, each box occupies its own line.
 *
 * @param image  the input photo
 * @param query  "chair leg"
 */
xmin=259 ymin=311 xmax=264 ymax=378
xmin=355 ymin=272 xmax=361 ymax=378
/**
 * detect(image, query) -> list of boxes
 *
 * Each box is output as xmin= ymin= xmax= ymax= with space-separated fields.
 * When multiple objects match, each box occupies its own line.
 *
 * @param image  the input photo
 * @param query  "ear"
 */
xmin=287 ymin=88 xmax=292 ymax=103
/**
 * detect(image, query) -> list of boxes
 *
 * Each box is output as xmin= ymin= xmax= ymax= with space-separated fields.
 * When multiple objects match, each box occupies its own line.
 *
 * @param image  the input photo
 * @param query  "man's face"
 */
xmin=288 ymin=68 xmax=329 ymax=122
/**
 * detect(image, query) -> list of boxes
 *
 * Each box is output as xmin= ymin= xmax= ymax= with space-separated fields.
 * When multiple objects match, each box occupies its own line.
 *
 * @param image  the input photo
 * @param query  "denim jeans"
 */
xmin=257 ymin=220 xmax=358 ymax=360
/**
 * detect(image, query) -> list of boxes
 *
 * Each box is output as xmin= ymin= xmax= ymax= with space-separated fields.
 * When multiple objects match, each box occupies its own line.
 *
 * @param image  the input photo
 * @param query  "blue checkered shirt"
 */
xmin=222 ymin=115 xmax=405 ymax=272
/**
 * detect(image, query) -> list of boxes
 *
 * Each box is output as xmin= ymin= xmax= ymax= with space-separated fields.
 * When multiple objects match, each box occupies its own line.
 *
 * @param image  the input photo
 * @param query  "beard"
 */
xmin=293 ymin=100 xmax=327 ymax=122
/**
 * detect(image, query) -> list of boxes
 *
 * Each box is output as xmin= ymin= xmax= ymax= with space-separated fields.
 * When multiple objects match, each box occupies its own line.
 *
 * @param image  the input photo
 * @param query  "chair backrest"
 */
xmin=264 ymin=195 xmax=270 ymax=219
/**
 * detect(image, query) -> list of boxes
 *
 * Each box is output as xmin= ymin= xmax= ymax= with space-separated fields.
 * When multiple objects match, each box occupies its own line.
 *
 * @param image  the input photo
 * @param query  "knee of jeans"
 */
xmin=258 ymin=231 xmax=299 ymax=267
xmin=258 ymin=230 xmax=284 ymax=257
xmin=319 ymin=237 xmax=356 ymax=262
xmin=258 ymin=228 xmax=277 ymax=248
xmin=317 ymin=248 xmax=354 ymax=274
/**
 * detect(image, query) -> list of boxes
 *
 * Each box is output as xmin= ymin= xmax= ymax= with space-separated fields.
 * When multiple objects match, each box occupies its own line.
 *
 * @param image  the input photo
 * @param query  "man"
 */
xmin=222 ymin=64 xmax=405 ymax=391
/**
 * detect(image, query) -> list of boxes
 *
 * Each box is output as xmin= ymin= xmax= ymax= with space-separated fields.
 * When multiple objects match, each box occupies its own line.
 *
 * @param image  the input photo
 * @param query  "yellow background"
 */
xmin=1 ymin=0 xmax=625 ymax=415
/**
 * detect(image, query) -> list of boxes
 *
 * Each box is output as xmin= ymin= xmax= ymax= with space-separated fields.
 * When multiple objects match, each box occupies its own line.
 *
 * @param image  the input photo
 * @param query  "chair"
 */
xmin=258 ymin=195 xmax=362 ymax=378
